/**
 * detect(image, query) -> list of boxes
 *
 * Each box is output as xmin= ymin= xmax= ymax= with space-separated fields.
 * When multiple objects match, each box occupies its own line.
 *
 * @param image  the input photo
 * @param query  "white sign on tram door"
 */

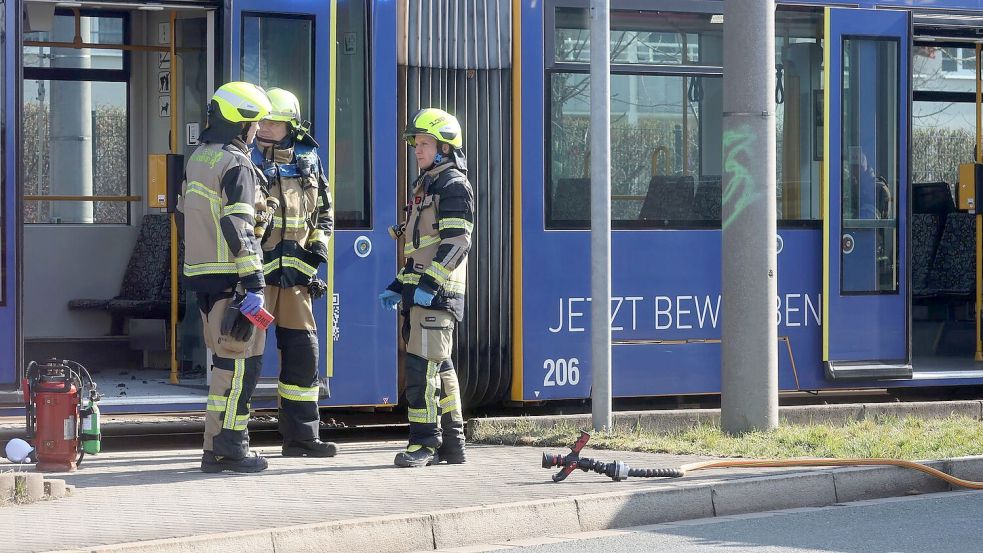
xmin=187 ymin=123 xmax=200 ymax=146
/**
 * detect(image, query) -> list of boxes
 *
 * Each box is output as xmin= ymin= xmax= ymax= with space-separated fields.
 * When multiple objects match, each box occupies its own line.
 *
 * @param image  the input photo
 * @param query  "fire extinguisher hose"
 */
xmin=544 ymin=432 xmax=983 ymax=488
xmin=678 ymin=458 xmax=983 ymax=489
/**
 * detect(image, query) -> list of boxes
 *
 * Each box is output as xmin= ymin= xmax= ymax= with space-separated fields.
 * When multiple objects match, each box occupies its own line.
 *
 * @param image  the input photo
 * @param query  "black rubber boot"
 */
xmin=437 ymin=444 xmax=467 ymax=464
xmin=393 ymin=445 xmax=439 ymax=467
xmin=201 ymin=451 xmax=269 ymax=473
xmin=282 ymin=439 xmax=338 ymax=458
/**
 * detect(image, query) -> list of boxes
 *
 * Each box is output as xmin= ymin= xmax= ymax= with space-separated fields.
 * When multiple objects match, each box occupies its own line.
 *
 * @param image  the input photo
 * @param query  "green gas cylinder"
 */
xmin=80 ymin=397 xmax=101 ymax=455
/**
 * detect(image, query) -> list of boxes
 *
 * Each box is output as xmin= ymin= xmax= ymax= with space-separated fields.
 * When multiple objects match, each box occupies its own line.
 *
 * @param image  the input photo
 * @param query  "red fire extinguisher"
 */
xmin=23 ymin=359 xmax=99 ymax=472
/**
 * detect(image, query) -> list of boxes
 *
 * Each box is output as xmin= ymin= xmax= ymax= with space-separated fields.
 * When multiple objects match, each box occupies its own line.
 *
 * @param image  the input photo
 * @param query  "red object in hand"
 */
xmin=244 ymin=306 xmax=275 ymax=330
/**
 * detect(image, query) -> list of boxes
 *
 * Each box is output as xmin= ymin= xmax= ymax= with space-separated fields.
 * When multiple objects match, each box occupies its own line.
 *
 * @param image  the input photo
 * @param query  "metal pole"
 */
xmin=169 ymin=11 xmax=179 ymax=385
xmin=49 ymin=14 xmax=93 ymax=224
xmin=721 ymin=0 xmax=778 ymax=434
xmin=590 ymin=0 xmax=612 ymax=432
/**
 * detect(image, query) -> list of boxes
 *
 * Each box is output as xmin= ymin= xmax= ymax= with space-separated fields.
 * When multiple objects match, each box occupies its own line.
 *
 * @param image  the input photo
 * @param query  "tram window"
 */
xmin=334 ymin=1 xmax=371 ymax=229
xmin=553 ymin=8 xmax=722 ymax=66
xmin=916 ymin=46 xmax=977 ymax=91
xmin=912 ymin=46 xmax=976 ymax=188
xmin=940 ymin=47 xmax=974 ymax=75
xmin=775 ymin=8 xmax=823 ymax=223
xmin=22 ymin=11 xmax=129 ymax=225
xmin=547 ymin=73 xmax=723 ymax=229
xmin=840 ymin=37 xmax=900 ymax=294
xmin=24 ymin=13 xmax=124 ymax=70
xmin=241 ymin=15 xmax=314 ymax=129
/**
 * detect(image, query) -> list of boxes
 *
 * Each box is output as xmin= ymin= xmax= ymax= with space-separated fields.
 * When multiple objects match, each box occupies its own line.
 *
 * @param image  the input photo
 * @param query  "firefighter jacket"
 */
xmin=386 ymin=162 xmax=474 ymax=321
xmin=177 ymin=138 xmax=266 ymax=293
xmin=251 ymin=142 xmax=333 ymax=288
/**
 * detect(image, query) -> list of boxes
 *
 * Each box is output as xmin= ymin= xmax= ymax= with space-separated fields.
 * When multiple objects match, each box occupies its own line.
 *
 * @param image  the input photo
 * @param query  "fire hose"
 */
xmin=543 ymin=431 xmax=983 ymax=489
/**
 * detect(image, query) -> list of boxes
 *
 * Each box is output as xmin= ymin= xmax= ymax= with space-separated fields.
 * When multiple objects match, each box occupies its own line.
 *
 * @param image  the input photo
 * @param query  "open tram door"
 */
xmin=822 ymin=7 xmax=912 ymax=380
xmin=228 ymin=1 xmax=397 ymax=407
xmin=227 ymin=0 xmax=335 ymax=400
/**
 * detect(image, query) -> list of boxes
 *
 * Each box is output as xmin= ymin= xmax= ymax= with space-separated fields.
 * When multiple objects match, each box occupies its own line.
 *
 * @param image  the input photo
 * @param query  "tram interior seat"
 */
xmin=693 ymin=176 xmax=722 ymax=221
xmin=639 ymin=175 xmax=695 ymax=222
xmin=68 ymin=214 xmax=185 ymax=336
xmin=925 ymin=212 xmax=976 ymax=299
xmin=912 ymin=181 xmax=957 ymax=218
xmin=912 ymin=182 xmax=967 ymax=300
xmin=911 ymin=213 xmax=940 ymax=298
xmin=552 ymin=178 xmax=589 ymax=224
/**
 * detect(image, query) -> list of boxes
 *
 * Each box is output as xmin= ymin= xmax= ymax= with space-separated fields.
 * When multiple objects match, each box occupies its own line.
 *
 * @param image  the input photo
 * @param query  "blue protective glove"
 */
xmin=413 ymin=287 xmax=436 ymax=307
xmin=239 ymin=290 xmax=264 ymax=316
xmin=379 ymin=290 xmax=401 ymax=311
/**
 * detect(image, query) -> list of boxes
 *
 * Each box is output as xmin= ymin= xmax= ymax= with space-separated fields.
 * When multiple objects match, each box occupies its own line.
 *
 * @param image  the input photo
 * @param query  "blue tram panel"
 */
xmin=519 ymin=230 xmax=824 ymax=401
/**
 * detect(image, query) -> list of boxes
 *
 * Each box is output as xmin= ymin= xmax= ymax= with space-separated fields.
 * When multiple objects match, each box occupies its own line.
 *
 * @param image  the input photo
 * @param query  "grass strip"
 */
xmin=472 ymin=415 xmax=983 ymax=460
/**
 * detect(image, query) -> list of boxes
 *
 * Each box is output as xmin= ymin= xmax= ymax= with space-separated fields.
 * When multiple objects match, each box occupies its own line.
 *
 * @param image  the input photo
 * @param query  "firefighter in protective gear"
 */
xmin=251 ymin=88 xmax=337 ymax=458
xmin=176 ymin=81 xmax=272 ymax=473
xmin=381 ymin=108 xmax=474 ymax=467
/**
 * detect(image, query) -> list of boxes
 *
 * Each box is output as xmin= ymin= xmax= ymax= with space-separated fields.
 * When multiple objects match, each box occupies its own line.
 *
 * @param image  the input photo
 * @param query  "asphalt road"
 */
xmin=461 ymin=491 xmax=983 ymax=553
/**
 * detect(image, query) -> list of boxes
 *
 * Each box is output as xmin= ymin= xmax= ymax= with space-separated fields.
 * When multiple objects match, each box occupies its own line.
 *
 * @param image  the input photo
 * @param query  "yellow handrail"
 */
xmin=651 ymin=146 xmax=670 ymax=177
xmin=169 ymin=11 xmax=179 ymax=385
xmin=23 ymin=195 xmax=142 ymax=202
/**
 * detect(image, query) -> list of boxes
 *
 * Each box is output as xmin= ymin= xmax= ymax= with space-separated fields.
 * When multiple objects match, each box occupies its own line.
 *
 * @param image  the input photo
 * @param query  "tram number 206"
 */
xmin=543 ymin=358 xmax=581 ymax=387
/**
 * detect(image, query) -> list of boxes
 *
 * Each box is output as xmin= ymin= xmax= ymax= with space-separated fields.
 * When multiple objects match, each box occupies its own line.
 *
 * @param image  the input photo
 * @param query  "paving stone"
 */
xmin=44 ymin=478 xmax=67 ymax=499
xmin=0 ymin=439 xmax=973 ymax=553
xmin=0 ymin=473 xmax=14 ymax=503
xmin=14 ymin=473 xmax=44 ymax=503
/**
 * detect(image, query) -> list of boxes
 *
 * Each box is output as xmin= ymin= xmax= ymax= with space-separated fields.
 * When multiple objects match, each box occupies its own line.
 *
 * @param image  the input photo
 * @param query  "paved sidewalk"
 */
xmin=2 ymin=441 xmax=798 ymax=553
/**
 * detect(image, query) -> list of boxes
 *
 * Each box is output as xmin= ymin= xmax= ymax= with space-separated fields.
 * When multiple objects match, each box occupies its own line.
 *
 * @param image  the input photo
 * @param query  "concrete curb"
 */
xmin=56 ymin=456 xmax=983 ymax=553
xmin=466 ymin=400 xmax=983 ymax=438
xmin=1 ymin=473 xmax=75 ymax=505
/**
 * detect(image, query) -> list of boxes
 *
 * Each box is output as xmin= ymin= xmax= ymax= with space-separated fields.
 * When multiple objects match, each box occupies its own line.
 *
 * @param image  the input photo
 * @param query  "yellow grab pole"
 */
xmin=975 ymin=44 xmax=982 ymax=362
xmin=169 ymin=11 xmax=180 ymax=384
xmin=510 ymin=0 xmax=524 ymax=401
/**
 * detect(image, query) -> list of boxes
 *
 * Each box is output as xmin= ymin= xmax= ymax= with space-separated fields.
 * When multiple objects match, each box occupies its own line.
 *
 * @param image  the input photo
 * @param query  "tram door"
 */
xmin=229 ymin=1 xmax=398 ymax=407
xmin=822 ymin=7 xmax=911 ymax=380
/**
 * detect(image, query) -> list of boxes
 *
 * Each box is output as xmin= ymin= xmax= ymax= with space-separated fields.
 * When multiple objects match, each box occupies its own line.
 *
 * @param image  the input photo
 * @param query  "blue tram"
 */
xmin=1 ymin=0 xmax=983 ymax=414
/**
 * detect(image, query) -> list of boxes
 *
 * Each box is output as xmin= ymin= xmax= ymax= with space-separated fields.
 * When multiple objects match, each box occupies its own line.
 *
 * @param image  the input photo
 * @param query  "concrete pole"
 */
xmin=50 ymin=15 xmax=93 ymax=224
xmin=721 ymin=0 xmax=778 ymax=434
xmin=589 ymin=0 xmax=612 ymax=432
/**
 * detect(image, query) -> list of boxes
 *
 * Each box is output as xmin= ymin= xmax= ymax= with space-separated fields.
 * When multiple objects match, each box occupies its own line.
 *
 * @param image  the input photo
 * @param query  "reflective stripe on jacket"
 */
xmin=387 ymin=162 xmax=474 ymax=321
xmin=252 ymin=142 xmax=334 ymax=288
xmin=178 ymin=140 xmax=266 ymax=293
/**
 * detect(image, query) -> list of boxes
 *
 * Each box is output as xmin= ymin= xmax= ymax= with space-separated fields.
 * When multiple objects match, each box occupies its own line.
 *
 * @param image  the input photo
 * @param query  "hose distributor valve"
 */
xmin=542 ymin=431 xmax=684 ymax=483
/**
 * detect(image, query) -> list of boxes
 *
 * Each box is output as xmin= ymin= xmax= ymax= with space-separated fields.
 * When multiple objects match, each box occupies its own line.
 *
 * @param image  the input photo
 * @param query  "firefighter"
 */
xmin=251 ymin=88 xmax=337 ymax=458
xmin=176 ymin=81 xmax=272 ymax=473
xmin=380 ymin=108 xmax=474 ymax=467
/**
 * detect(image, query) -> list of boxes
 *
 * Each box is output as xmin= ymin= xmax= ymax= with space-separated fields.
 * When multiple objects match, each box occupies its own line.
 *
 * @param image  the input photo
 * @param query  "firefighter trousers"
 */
xmin=402 ymin=306 xmax=465 ymax=451
xmin=266 ymin=285 xmax=321 ymax=443
xmin=199 ymin=291 xmax=265 ymax=459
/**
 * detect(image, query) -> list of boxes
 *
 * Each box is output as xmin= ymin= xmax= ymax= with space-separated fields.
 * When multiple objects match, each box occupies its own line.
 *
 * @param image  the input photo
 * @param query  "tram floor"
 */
xmin=912 ymin=354 xmax=983 ymax=372
xmin=89 ymin=366 xmax=207 ymax=402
